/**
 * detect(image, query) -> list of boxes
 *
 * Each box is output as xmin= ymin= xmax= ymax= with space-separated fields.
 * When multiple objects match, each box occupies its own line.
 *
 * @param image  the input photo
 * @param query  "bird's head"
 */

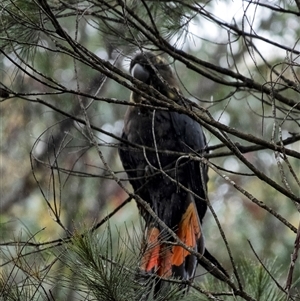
xmin=129 ymin=52 xmax=180 ymax=103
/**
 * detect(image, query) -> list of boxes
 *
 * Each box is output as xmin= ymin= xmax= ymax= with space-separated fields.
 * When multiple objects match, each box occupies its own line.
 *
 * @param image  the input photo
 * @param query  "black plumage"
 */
xmin=119 ymin=52 xmax=227 ymax=293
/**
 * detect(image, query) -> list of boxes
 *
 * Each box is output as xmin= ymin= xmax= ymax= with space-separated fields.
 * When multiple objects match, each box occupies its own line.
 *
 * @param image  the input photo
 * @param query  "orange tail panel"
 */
xmin=140 ymin=202 xmax=202 ymax=279
xmin=172 ymin=202 xmax=201 ymax=267
xmin=140 ymin=227 xmax=172 ymax=278
xmin=140 ymin=227 xmax=160 ymax=272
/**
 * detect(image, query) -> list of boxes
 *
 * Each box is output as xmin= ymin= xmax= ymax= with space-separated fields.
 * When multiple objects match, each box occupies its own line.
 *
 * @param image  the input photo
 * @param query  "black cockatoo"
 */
xmin=119 ymin=52 xmax=227 ymax=293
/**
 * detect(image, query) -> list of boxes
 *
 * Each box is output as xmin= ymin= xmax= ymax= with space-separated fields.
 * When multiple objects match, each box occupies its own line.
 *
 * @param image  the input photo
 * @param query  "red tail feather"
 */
xmin=172 ymin=202 xmax=201 ymax=267
xmin=140 ymin=202 xmax=202 ymax=280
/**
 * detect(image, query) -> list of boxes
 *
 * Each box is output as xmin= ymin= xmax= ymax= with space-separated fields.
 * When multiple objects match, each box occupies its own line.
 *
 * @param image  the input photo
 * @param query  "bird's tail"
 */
xmin=139 ymin=202 xmax=204 ymax=296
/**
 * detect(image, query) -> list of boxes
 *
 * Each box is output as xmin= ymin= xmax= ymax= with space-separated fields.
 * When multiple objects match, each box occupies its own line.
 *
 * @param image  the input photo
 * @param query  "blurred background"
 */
xmin=0 ymin=0 xmax=299 ymax=299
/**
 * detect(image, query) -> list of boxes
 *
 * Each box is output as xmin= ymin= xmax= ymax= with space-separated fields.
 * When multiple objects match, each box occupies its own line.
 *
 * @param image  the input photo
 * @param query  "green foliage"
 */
xmin=60 ymin=225 xmax=187 ymax=301
xmin=0 ymin=0 xmax=43 ymax=59
xmin=0 ymin=238 xmax=51 ymax=301
xmin=199 ymin=259 xmax=287 ymax=301
xmin=62 ymin=225 xmax=141 ymax=300
xmin=0 ymin=225 xmax=299 ymax=300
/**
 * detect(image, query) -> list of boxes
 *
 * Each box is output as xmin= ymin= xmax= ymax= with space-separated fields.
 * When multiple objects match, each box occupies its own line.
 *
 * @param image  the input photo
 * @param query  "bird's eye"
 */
xmin=131 ymin=63 xmax=150 ymax=83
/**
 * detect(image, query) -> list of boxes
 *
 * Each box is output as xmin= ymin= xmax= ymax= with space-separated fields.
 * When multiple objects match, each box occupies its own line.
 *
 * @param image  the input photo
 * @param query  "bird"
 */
xmin=119 ymin=52 xmax=227 ymax=295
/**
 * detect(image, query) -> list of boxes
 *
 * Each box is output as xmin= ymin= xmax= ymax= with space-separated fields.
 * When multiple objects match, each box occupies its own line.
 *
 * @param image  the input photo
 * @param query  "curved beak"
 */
xmin=131 ymin=63 xmax=149 ymax=83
